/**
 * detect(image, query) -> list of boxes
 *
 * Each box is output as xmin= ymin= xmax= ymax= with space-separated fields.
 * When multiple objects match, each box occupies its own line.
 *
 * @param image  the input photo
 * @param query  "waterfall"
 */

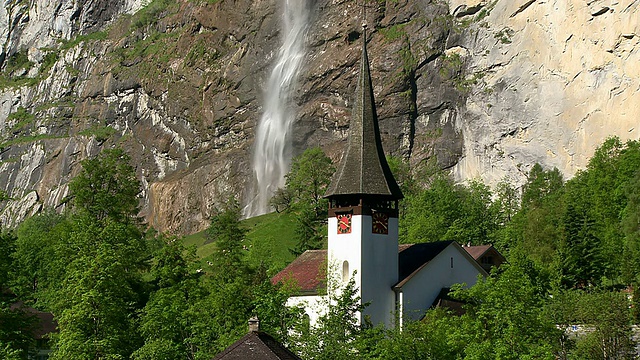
xmin=244 ymin=0 xmax=310 ymax=218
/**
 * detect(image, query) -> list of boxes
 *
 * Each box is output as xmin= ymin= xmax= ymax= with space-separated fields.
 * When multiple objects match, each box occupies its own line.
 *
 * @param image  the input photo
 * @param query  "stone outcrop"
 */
xmin=0 ymin=0 xmax=638 ymax=234
xmin=449 ymin=0 xmax=639 ymax=186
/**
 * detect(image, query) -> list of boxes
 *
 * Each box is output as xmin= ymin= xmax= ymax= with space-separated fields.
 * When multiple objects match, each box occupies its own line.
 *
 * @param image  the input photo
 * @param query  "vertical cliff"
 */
xmin=448 ymin=0 xmax=639 ymax=185
xmin=1 ymin=0 xmax=638 ymax=234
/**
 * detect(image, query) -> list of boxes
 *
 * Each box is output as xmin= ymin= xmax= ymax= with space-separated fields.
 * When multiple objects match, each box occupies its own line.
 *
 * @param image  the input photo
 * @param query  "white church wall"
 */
xmin=400 ymin=244 xmax=484 ymax=322
xmin=360 ymin=215 xmax=399 ymax=327
xmin=327 ymin=215 xmax=363 ymax=299
xmin=285 ymin=295 xmax=328 ymax=327
xmin=327 ymin=214 xmax=400 ymax=327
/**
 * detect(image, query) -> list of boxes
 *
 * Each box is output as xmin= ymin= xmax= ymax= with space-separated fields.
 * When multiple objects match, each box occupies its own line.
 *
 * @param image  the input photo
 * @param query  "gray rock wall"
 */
xmin=1 ymin=0 xmax=637 ymax=233
xmin=449 ymin=0 xmax=639 ymax=186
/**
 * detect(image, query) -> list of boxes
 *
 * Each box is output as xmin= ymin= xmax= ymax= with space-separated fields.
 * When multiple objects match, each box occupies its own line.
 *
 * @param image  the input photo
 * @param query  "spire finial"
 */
xmin=324 ymin=0 xmax=403 ymax=201
xmin=359 ymin=0 xmax=374 ymax=31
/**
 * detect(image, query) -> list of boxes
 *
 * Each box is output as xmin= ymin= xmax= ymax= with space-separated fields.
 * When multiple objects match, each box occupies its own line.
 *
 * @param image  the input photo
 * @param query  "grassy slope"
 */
xmin=181 ymin=211 xmax=299 ymax=275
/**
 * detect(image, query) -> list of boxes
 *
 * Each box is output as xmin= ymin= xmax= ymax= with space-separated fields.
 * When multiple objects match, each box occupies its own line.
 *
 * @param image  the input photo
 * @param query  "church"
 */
xmin=271 ymin=26 xmax=489 ymax=328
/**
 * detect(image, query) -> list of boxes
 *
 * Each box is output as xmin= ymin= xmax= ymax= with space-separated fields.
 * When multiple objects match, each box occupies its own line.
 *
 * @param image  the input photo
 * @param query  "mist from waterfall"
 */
xmin=244 ymin=0 xmax=310 ymax=218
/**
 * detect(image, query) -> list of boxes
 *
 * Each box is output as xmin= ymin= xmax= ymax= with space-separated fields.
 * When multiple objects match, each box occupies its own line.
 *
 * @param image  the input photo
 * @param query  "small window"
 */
xmin=481 ymin=256 xmax=494 ymax=265
xmin=450 ymin=257 xmax=454 ymax=269
xmin=342 ymin=261 xmax=350 ymax=282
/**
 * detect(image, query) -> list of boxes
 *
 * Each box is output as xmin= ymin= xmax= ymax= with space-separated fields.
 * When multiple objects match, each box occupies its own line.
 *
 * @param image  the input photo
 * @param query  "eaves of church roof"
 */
xmin=393 ymin=241 xmax=489 ymax=290
xmin=270 ymin=250 xmax=326 ymax=295
xmin=271 ymin=241 xmax=486 ymax=295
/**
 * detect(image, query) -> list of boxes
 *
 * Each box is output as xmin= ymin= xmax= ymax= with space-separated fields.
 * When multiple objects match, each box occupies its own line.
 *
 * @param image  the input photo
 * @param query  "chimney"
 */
xmin=248 ymin=316 xmax=260 ymax=332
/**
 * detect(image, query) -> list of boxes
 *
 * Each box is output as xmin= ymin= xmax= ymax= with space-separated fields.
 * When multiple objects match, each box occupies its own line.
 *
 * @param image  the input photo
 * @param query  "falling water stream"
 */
xmin=244 ymin=0 xmax=310 ymax=217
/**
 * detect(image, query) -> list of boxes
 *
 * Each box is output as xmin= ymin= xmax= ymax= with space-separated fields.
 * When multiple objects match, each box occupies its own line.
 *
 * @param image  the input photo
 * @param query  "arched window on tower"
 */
xmin=342 ymin=261 xmax=350 ymax=283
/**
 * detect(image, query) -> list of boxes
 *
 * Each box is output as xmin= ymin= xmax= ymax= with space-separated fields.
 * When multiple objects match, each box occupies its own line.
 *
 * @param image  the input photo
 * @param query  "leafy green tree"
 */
xmin=565 ymin=138 xmax=640 ymax=284
xmin=68 ymin=148 xmax=141 ymax=222
xmin=622 ymin=170 xmax=640 ymax=291
xmin=559 ymin=198 xmax=604 ymax=288
xmin=206 ymin=198 xmax=248 ymax=282
xmin=373 ymin=308 xmax=465 ymax=359
xmin=49 ymin=148 xmax=147 ymax=360
xmin=290 ymin=277 xmax=366 ymax=360
xmin=0 ymin=231 xmax=37 ymax=359
xmin=569 ymin=291 xmax=634 ymax=360
xmin=50 ymin=217 xmax=146 ymax=359
xmin=452 ymin=263 xmax=562 ymax=359
xmin=284 ymin=147 xmax=335 ymax=216
xmin=290 ymin=202 xmax=325 ymax=256
xmin=443 ymin=179 xmax=499 ymax=244
xmin=133 ymin=239 xmax=205 ymax=360
xmin=400 ymin=176 xmax=501 ymax=245
xmin=521 ymin=163 xmax=563 ymax=209
xmin=12 ymin=211 xmax=69 ymax=302
xmin=271 ymin=148 xmax=334 ymax=255
xmin=494 ymin=179 xmax=520 ymax=224
xmin=400 ymin=175 xmax=463 ymax=243
xmin=503 ymin=164 xmax=565 ymax=275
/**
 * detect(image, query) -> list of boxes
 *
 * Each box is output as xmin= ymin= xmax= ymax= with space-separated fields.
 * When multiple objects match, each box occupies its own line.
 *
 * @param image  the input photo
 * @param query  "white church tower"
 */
xmin=324 ymin=25 xmax=404 ymax=327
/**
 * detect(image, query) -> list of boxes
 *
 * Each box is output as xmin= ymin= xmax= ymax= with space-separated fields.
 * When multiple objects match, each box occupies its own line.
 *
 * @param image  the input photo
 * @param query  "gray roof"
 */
xmin=325 ymin=29 xmax=403 ymax=200
xmin=212 ymin=331 xmax=302 ymax=360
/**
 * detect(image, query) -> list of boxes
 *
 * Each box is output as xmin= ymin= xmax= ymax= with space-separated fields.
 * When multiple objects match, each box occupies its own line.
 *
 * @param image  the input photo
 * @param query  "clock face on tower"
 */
xmin=372 ymin=212 xmax=389 ymax=234
xmin=337 ymin=213 xmax=352 ymax=234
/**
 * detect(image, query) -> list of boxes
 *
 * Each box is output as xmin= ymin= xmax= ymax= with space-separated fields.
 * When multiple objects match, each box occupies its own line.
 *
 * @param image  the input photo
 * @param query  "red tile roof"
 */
xmin=462 ymin=244 xmax=492 ymax=260
xmin=271 ymin=242 xmax=463 ymax=295
xmin=270 ymin=250 xmax=327 ymax=295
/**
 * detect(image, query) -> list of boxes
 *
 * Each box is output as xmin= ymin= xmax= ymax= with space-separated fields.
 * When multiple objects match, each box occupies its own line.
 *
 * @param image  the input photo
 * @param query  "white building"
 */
xmin=271 ymin=27 xmax=488 ymax=328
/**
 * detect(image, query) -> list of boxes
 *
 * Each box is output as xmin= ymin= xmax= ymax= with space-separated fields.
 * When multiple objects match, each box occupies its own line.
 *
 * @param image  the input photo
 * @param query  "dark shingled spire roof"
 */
xmin=325 ymin=27 xmax=403 ymax=200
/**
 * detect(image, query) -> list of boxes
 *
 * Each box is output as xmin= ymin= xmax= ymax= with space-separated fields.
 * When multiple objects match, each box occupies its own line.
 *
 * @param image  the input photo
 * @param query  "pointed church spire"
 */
xmin=325 ymin=25 xmax=403 ymax=201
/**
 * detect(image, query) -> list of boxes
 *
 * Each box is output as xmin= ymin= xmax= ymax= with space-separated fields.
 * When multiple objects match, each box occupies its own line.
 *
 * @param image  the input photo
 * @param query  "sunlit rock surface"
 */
xmin=0 ymin=0 xmax=638 ymax=233
xmin=450 ymin=0 xmax=639 ymax=185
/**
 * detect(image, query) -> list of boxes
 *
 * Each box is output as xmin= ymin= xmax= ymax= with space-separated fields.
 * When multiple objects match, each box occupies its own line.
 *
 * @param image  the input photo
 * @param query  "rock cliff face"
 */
xmin=450 ymin=0 xmax=639 ymax=186
xmin=0 ymin=0 xmax=638 ymax=234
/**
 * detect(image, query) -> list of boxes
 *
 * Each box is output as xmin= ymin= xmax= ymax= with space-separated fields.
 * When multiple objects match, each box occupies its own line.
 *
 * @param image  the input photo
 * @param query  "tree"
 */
xmin=621 ymin=170 xmax=640 ymax=286
xmin=452 ymin=263 xmax=562 ymax=359
xmin=284 ymin=148 xmax=335 ymax=217
xmin=272 ymin=148 xmax=335 ymax=255
xmin=400 ymin=175 xmax=463 ymax=243
xmin=133 ymin=239 xmax=205 ymax=360
xmin=290 ymin=202 xmax=324 ymax=256
xmin=570 ymin=291 xmax=634 ymax=360
xmin=0 ymin=231 xmax=37 ymax=360
xmin=50 ymin=217 xmax=146 ymax=360
xmin=559 ymin=197 xmax=604 ymax=288
xmin=68 ymin=148 xmax=141 ymax=222
xmin=289 ymin=277 xmax=366 ymax=360
xmin=373 ymin=308 xmax=465 ymax=360
xmin=442 ymin=179 xmax=499 ymax=244
xmin=12 ymin=211 xmax=69 ymax=302
xmin=521 ymin=163 xmax=563 ymax=209
xmin=49 ymin=148 xmax=147 ymax=360
xmin=206 ymin=198 xmax=248 ymax=282
xmin=400 ymin=176 xmax=501 ymax=245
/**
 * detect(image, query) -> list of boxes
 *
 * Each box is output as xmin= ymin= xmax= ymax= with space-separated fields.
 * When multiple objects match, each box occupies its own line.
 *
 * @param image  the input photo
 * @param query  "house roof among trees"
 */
xmin=324 ymin=27 xmax=403 ymax=200
xmin=270 ymin=250 xmax=326 ymax=295
xmin=272 ymin=241 xmax=478 ymax=295
xmin=394 ymin=241 xmax=489 ymax=289
xmin=212 ymin=331 xmax=302 ymax=360
xmin=461 ymin=244 xmax=493 ymax=260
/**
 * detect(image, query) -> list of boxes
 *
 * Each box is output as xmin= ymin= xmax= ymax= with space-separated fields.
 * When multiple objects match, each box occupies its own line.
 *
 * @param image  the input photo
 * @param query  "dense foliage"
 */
xmin=270 ymin=147 xmax=335 ymax=256
xmin=2 ymin=137 xmax=640 ymax=359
